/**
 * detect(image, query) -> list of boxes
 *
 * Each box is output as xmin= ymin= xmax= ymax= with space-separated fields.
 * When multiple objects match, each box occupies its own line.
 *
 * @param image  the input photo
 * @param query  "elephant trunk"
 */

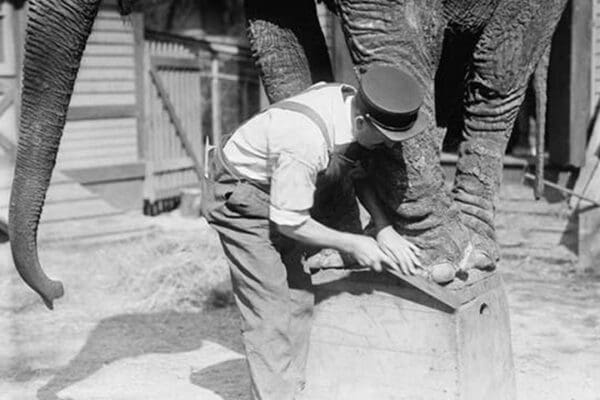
xmin=9 ymin=0 xmax=101 ymax=309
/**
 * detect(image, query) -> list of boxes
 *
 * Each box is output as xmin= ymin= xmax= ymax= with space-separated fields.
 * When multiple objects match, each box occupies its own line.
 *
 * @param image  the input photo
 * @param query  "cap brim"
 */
xmin=370 ymin=109 xmax=429 ymax=142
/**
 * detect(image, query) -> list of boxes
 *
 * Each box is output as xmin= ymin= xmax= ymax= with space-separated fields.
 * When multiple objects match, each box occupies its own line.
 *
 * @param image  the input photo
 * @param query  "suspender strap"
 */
xmin=269 ymin=101 xmax=333 ymax=152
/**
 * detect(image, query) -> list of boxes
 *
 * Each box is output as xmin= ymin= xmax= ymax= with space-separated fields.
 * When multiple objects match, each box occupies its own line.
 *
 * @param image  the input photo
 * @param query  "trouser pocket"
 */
xmin=201 ymin=147 xmax=234 ymax=221
xmin=225 ymin=182 xmax=270 ymax=219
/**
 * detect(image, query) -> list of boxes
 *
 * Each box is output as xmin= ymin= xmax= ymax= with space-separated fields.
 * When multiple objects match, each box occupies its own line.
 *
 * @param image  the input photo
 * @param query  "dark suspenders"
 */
xmin=270 ymin=98 xmax=362 ymax=173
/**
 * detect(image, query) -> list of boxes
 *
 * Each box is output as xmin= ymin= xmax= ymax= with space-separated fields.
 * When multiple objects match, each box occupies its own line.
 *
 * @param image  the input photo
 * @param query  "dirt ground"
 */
xmin=0 ymin=185 xmax=599 ymax=400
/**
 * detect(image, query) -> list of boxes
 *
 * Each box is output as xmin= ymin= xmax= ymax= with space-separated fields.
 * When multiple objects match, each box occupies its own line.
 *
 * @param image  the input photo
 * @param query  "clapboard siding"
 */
xmin=92 ymin=18 xmax=134 ymax=32
xmin=57 ymin=155 xmax=138 ymax=171
xmin=74 ymin=80 xmax=136 ymax=93
xmin=80 ymin=55 xmax=135 ymax=68
xmin=85 ymin=44 xmax=135 ymax=56
xmin=70 ymin=93 xmax=136 ymax=107
xmin=59 ymin=4 xmax=139 ymax=171
xmin=593 ymin=0 xmax=600 ymax=110
xmin=61 ymin=136 xmax=137 ymax=152
xmin=88 ymin=31 xmax=135 ymax=45
xmin=57 ymin=116 xmax=138 ymax=170
xmin=77 ymin=68 xmax=136 ymax=81
xmin=64 ymin=117 xmax=137 ymax=131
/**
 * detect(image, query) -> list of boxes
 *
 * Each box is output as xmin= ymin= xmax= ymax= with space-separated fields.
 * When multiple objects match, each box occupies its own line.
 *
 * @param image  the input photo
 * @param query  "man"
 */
xmin=202 ymin=65 xmax=427 ymax=399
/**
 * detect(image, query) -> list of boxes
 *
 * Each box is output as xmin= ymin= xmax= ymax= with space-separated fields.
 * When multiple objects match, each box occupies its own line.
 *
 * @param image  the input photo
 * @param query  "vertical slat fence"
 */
xmin=142 ymin=31 xmax=260 ymax=215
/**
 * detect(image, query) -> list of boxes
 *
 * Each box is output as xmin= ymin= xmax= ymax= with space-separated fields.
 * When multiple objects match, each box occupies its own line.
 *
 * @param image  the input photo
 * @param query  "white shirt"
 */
xmin=222 ymin=82 xmax=355 ymax=226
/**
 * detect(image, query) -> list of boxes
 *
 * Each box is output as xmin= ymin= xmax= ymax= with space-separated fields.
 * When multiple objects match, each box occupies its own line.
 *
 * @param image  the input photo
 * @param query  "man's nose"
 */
xmin=383 ymin=140 xmax=395 ymax=149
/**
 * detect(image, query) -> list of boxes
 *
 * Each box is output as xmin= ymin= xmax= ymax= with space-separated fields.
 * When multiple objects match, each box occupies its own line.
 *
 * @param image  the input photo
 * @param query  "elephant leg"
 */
xmin=336 ymin=0 xmax=477 ymax=281
xmin=244 ymin=0 xmax=333 ymax=102
xmin=454 ymin=0 xmax=568 ymax=269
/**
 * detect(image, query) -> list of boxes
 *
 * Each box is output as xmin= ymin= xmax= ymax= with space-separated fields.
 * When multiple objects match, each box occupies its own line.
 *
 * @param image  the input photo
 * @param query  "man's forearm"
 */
xmin=276 ymin=218 xmax=358 ymax=253
xmin=354 ymin=178 xmax=390 ymax=230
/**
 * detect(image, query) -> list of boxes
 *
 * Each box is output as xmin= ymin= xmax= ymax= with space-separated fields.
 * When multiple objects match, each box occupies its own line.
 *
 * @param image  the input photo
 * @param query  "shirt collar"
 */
xmin=333 ymin=84 xmax=357 ymax=146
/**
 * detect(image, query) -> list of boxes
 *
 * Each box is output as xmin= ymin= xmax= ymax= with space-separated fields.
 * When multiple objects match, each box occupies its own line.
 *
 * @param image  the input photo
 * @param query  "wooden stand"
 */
xmin=303 ymin=270 xmax=516 ymax=400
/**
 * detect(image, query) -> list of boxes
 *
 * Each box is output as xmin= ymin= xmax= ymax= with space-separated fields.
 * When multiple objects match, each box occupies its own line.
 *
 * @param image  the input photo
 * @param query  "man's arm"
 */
xmin=353 ymin=178 xmax=421 ymax=274
xmin=277 ymin=217 xmax=397 ymax=273
xmin=353 ymin=178 xmax=391 ymax=231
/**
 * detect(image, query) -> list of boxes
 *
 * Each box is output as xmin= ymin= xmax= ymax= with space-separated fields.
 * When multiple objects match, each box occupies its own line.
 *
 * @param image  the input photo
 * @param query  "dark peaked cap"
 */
xmin=358 ymin=65 xmax=428 ymax=141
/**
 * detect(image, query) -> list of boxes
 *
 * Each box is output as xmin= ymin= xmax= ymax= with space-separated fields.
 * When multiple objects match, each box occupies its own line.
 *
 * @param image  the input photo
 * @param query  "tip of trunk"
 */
xmin=40 ymin=280 xmax=64 ymax=310
xmin=9 ymin=229 xmax=65 ymax=310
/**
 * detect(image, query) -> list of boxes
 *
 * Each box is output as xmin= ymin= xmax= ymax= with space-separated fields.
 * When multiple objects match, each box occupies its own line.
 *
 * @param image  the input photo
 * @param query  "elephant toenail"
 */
xmin=471 ymin=250 xmax=495 ymax=271
xmin=430 ymin=263 xmax=456 ymax=283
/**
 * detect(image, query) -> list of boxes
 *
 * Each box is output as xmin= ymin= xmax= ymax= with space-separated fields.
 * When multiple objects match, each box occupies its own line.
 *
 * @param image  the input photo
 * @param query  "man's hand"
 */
xmin=376 ymin=226 xmax=421 ymax=275
xmin=349 ymin=235 xmax=399 ymax=272
xmin=277 ymin=218 xmax=400 ymax=273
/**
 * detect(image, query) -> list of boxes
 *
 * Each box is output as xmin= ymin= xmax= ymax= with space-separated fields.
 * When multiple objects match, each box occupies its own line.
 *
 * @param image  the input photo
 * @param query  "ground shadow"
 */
xmin=37 ymin=307 xmax=245 ymax=400
xmin=191 ymin=359 xmax=251 ymax=400
xmin=559 ymin=209 xmax=578 ymax=255
xmin=36 ymin=272 xmax=456 ymax=400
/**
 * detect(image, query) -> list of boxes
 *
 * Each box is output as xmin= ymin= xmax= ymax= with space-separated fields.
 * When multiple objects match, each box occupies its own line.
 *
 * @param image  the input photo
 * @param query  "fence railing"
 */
xmin=142 ymin=31 xmax=260 ymax=214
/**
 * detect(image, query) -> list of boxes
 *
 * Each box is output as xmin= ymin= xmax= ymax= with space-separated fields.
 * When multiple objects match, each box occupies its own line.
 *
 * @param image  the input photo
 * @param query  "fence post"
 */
xmin=211 ymin=51 xmax=221 ymax=145
xmin=141 ymin=39 xmax=155 ymax=204
xmin=133 ymin=12 xmax=146 ymax=161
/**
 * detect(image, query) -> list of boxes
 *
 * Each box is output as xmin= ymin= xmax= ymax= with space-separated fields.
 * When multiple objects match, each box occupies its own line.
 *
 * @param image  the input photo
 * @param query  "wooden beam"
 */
xmin=571 ymin=99 xmax=600 ymax=208
xmin=133 ymin=11 xmax=146 ymax=160
xmin=62 ymin=162 xmax=146 ymax=184
xmin=211 ymin=54 xmax=221 ymax=145
xmin=149 ymin=65 xmax=204 ymax=180
xmin=198 ymin=71 xmax=259 ymax=84
xmin=0 ymin=86 xmax=15 ymax=116
xmin=524 ymin=172 xmax=600 ymax=207
xmin=151 ymin=56 xmax=201 ymax=70
xmin=0 ymin=133 xmax=16 ymax=162
xmin=547 ymin=0 xmax=592 ymax=168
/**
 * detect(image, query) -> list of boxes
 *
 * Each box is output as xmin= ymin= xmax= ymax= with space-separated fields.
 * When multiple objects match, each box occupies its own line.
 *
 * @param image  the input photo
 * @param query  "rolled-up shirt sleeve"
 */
xmin=269 ymin=151 xmax=319 ymax=226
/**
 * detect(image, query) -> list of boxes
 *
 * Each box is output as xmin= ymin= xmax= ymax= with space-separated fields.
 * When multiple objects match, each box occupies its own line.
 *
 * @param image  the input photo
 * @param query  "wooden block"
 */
xmin=304 ymin=270 xmax=516 ymax=400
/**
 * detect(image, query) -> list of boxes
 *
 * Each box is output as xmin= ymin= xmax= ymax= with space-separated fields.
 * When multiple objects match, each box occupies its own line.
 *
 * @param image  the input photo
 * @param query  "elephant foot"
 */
xmin=404 ymin=212 xmax=503 ymax=284
xmin=400 ymin=216 xmax=473 ymax=284
xmin=461 ymin=227 xmax=499 ymax=272
xmin=423 ymin=244 xmax=496 ymax=284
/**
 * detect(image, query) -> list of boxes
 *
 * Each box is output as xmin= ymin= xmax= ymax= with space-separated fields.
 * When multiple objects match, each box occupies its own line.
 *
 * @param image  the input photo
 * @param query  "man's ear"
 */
xmin=355 ymin=115 xmax=366 ymax=132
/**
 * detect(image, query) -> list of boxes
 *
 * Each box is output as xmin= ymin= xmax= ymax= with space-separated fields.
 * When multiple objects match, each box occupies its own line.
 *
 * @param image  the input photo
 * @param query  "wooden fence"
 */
xmin=142 ymin=31 xmax=260 ymax=214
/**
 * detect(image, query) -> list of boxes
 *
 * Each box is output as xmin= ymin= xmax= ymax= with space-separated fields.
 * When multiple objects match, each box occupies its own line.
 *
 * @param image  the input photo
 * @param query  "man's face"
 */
xmin=354 ymin=115 xmax=395 ymax=150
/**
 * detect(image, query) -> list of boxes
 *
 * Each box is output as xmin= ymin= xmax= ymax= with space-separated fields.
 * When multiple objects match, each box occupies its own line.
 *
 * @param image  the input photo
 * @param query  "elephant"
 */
xmin=244 ymin=0 xmax=567 ymax=277
xmin=8 ymin=0 xmax=568 ymax=309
